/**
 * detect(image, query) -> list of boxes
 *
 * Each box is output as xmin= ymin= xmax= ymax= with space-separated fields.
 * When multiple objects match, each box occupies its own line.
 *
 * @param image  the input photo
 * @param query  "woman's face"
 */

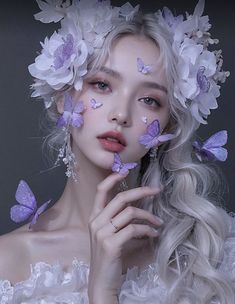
xmin=65 ymin=35 xmax=170 ymax=170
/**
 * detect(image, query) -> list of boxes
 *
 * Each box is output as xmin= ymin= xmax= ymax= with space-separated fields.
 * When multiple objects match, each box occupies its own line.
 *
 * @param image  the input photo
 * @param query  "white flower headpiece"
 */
xmin=28 ymin=0 xmax=139 ymax=108
xmin=156 ymin=0 xmax=229 ymax=124
xmin=28 ymin=0 xmax=229 ymax=124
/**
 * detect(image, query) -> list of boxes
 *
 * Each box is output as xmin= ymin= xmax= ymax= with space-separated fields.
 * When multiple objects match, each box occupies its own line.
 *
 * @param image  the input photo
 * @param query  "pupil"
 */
xmin=99 ymin=82 xmax=106 ymax=89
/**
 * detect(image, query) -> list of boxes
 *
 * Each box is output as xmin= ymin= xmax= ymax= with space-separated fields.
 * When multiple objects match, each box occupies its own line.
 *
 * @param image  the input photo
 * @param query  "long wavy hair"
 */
xmin=43 ymin=11 xmax=234 ymax=304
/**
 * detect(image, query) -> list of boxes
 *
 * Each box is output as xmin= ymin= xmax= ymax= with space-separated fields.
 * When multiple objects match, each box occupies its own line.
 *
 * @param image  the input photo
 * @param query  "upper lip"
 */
xmin=97 ymin=131 xmax=127 ymax=146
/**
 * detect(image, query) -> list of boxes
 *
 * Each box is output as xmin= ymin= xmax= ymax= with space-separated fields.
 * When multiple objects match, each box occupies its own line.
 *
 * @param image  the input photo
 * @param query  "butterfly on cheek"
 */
xmin=139 ymin=119 xmax=175 ymax=149
xmin=10 ymin=180 xmax=51 ymax=229
xmin=57 ymin=92 xmax=85 ymax=128
xmin=90 ymin=98 xmax=103 ymax=109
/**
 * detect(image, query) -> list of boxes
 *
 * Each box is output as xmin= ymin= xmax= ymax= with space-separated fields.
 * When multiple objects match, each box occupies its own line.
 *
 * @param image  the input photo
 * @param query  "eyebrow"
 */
xmin=99 ymin=66 xmax=121 ymax=79
xmin=96 ymin=66 xmax=168 ymax=94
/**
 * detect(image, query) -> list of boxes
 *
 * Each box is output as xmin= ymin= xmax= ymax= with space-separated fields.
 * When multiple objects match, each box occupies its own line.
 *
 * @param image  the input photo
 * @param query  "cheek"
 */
xmin=82 ymin=101 xmax=104 ymax=125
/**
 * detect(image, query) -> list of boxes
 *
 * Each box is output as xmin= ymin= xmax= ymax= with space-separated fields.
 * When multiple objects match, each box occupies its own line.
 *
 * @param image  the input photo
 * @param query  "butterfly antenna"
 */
xmin=38 ymin=163 xmax=61 ymax=175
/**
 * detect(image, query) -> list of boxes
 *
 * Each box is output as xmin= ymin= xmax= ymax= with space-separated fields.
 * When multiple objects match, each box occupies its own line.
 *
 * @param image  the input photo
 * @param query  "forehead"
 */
xmin=104 ymin=35 xmax=167 ymax=85
xmin=111 ymin=35 xmax=161 ymax=59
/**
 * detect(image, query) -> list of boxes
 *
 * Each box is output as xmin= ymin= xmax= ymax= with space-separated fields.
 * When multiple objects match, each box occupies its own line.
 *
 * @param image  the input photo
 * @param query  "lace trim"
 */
xmin=0 ymin=214 xmax=235 ymax=303
xmin=0 ymin=258 xmax=90 ymax=303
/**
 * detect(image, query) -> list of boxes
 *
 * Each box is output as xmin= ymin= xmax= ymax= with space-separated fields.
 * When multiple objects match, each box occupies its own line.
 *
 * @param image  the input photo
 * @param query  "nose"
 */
xmin=108 ymin=99 xmax=132 ymax=127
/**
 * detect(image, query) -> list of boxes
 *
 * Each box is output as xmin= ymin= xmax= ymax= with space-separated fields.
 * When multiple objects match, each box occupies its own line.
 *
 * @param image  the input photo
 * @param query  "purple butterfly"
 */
xmin=90 ymin=98 xmax=103 ymax=109
xmin=193 ymin=130 xmax=228 ymax=162
xmin=137 ymin=57 xmax=151 ymax=74
xmin=57 ymin=92 xmax=84 ymax=128
xmin=139 ymin=119 xmax=174 ymax=149
xmin=10 ymin=180 xmax=51 ymax=229
xmin=112 ymin=153 xmax=138 ymax=176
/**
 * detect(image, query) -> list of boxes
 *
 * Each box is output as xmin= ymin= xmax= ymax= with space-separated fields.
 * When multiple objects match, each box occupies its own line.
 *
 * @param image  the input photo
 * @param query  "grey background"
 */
xmin=0 ymin=0 xmax=234 ymax=235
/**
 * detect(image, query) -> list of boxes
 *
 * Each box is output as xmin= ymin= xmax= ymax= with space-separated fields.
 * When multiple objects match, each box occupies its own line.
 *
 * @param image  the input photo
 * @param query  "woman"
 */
xmin=0 ymin=0 xmax=234 ymax=303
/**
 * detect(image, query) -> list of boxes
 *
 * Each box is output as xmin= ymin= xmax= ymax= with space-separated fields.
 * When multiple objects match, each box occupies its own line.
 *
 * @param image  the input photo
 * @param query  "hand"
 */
xmin=87 ymin=172 xmax=162 ymax=303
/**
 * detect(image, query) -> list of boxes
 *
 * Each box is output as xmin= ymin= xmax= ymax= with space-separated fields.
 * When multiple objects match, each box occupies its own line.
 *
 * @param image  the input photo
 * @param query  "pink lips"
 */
xmin=97 ymin=131 xmax=127 ymax=152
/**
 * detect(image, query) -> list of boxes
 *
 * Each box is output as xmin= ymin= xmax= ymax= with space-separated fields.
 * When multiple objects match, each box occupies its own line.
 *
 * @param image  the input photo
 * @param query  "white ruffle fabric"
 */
xmin=1 ymin=214 xmax=235 ymax=304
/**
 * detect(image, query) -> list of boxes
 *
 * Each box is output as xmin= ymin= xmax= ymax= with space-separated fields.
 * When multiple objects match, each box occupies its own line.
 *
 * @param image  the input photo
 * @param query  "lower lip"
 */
xmin=98 ymin=138 xmax=125 ymax=152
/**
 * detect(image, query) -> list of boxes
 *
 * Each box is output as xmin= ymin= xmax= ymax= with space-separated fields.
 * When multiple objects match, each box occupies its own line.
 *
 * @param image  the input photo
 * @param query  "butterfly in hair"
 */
xmin=193 ymin=130 xmax=228 ymax=162
xmin=10 ymin=180 xmax=51 ymax=229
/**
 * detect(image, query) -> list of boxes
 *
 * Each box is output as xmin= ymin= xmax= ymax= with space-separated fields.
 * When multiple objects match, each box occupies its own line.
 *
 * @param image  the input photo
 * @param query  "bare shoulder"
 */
xmin=0 ymin=224 xmax=31 ymax=283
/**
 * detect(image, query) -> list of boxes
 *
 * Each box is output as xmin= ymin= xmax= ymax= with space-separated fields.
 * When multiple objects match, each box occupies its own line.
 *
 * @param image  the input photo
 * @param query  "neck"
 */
xmin=48 ymin=148 xmax=120 ymax=233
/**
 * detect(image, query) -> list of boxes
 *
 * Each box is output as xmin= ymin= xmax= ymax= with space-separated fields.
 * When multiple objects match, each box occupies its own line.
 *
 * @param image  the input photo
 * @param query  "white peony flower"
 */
xmin=28 ymin=15 xmax=89 ymax=95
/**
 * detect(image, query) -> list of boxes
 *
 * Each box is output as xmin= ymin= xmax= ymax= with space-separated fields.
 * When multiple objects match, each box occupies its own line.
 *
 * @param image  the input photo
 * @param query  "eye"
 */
xmin=138 ymin=97 xmax=161 ymax=108
xmin=89 ymin=80 xmax=111 ymax=93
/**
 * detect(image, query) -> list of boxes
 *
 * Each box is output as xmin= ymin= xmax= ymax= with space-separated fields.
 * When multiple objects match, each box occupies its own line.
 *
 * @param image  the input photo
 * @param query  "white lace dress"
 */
xmin=1 ymin=215 xmax=235 ymax=304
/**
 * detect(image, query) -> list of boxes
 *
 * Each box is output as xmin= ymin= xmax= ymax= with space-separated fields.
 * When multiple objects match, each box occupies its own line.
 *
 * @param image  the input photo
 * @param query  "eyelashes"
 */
xmin=138 ymin=97 xmax=162 ymax=108
xmin=88 ymin=80 xmax=111 ymax=93
xmin=87 ymin=79 xmax=162 ymax=109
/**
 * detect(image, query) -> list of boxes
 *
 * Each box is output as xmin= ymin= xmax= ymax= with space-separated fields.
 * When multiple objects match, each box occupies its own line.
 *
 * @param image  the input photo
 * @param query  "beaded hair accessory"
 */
xmin=28 ymin=0 xmax=229 ymax=125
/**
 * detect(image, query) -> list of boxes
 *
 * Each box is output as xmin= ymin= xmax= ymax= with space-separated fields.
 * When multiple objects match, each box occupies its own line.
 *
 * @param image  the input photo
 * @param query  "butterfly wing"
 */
xmin=29 ymin=200 xmax=51 ymax=229
xmin=137 ymin=57 xmax=144 ymax=73
xmin=119 ymin=162 xmax=138 ymax=175
xmin=137 ymin=57 xmax=151 ymax=74
xmin=139 ymin=120 xmax=160 ymax=148
xmin=10 ymin=204 xmax=34 ymax=223
xmin=15 ymin=180 xmax=37 ymax=210
xmin=73 ymin=100 xmax=85 ymax=114
xmin=90 ymin=98 xmax=102 ymax=109
xmin=64 ymin=92 xmax=73 ymax=113
xmin=139 ymin=134 xmax=155 ymax=148
xmin=202 ymin=147 xmax=228 ymax=162
xmin=147 ymin=120 xmax=160 ymax=138
xmin=71 ymin=113 xmax=84 ymax=128
xmin=203 ymin=130 xmax=228 ymax=150
xmin=200 ymin=130 xmax=228 ymax=161
xmin=57 ymin=111 xmax=71 ymax=127
xmin=71 ymin=101 xmax=84 ymax=127
xmin=112 ymin=153 xmax=122 ymax=173
xmin=90 ymin=99 xmax=96 ymax=109
xmin=158 ymin=133 xmax=175 ymax=143
xmin=142 ymin=65 xmax=151 ymax=74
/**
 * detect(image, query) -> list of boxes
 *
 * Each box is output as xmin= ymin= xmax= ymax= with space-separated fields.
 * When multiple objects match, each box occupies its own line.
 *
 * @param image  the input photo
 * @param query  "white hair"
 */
xmin=42 ymin=11 xmax=234 ymax=303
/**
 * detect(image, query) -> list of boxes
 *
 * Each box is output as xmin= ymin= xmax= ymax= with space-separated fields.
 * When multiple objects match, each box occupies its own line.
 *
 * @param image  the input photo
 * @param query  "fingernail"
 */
xmin=156 ymin=216 xmax=164 ymax=225
xmin=152 ymin=228 xmax=160 ymax=236
xmin=120 ymin=172 xmax=129 ymax=178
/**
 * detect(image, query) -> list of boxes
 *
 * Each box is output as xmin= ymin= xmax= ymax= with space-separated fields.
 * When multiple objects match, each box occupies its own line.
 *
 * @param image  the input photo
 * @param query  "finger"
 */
xmin=94 ymin=186 xmax=161 ymax=226
xmin=111 ymin=206 xmax=163 ymax=231
xmin=106 ymin=223 xmax=160 ymax=248
xmin=91 ymin=172 xmax=128 ymax=218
